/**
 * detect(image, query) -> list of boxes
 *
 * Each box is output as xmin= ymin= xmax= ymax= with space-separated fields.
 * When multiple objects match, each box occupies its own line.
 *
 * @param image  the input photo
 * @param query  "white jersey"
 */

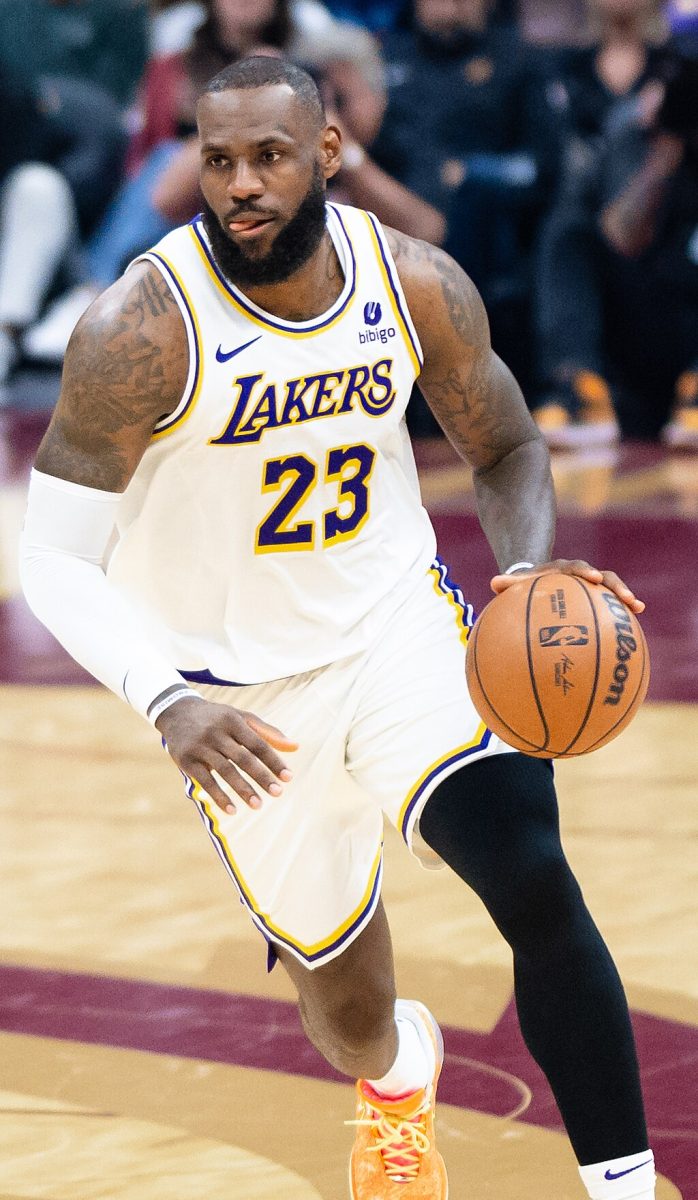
xmin=108 ymin=203 xmax=437 ymax=683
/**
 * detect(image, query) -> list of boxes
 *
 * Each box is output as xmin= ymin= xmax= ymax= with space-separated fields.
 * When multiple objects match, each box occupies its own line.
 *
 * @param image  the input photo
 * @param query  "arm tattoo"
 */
xmin=129 ymin=268 xmax=176 ymax=320
xmin=35 ymin=265 xmax=188 ymax=491
xmin=386 ymin=227 xmax=539 ymax=470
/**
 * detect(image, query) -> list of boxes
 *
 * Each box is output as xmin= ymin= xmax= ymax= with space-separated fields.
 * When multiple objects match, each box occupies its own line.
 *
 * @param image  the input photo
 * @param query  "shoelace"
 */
xmin=347 ymin=1104 xmax=431 ymax=1183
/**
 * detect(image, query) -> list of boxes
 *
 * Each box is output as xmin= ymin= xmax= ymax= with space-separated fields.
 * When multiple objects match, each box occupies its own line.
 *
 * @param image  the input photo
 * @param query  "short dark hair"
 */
xmin=199 ymin=57 xmax=326 ymax=129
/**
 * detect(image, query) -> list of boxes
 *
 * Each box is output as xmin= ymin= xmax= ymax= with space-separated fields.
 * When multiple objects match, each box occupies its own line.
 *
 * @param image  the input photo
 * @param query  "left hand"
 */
xmin=491 ymin=559 xmax=645 ymax=614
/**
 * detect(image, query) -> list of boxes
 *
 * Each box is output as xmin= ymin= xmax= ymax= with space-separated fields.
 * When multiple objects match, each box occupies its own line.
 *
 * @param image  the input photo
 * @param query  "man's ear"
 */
xmin=321 ymin=125 xmax=342 ymax=180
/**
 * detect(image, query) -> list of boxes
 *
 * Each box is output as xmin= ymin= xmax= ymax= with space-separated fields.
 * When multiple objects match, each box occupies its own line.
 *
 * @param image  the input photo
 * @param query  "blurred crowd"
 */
xmin=0 ymin=0 xmax=696 ymax=449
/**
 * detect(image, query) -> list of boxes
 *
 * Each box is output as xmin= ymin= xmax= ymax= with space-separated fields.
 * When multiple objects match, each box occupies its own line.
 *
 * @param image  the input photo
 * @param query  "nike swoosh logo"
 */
xmin=604 ymin=1160 xmax=653 ymax=1181
xmin=215 ymin=335 xmax=262 ymax=362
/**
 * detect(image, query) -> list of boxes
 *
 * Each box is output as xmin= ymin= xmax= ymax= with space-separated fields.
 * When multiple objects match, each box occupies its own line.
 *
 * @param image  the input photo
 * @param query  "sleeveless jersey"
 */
xmin=107 ymin=203 xmax=438 ymax=682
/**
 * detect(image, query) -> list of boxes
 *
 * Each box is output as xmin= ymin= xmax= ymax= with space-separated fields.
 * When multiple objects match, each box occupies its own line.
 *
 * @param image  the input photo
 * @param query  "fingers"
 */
xmin=491 ymin=559 xmax=601 ymax=593
xmin=191 ymin=760 xmax=260 ymax=817
xmin=215 ymin=737 xmax=286 ymax=798
xmin=491 ymin=569 xmax=531 ymax=593
xmin=490 ymin=563 xmax=563 ymax=594
xmin=597 ymin=569 xmax=645 ymax=614
xmin=244 ymin=714 xmax=299 ymax=755
xmin=490 ymin=560 xmax=644 ymax=612
xmin=181 ymin=710 xmax=298 ymax=816
xmin=191 ymin=746 xmax=280 ymax=816
xmin=240 ymin=714 xmax=297 ymax=786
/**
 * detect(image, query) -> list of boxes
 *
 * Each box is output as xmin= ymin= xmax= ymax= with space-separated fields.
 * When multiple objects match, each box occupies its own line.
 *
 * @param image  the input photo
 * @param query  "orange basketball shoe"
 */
xmin=348 ymin=1000 xmax=448 ymax=1199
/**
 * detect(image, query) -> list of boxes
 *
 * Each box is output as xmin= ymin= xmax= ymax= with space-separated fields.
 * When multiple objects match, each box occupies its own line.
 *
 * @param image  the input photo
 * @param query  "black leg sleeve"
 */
xmin=419 ymin=753 xmax=648 ymax=1165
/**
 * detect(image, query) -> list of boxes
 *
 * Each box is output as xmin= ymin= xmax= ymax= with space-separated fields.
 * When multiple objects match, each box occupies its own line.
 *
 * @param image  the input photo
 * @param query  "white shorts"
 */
xmin=177 ymin=558 xmax=516 ymax=970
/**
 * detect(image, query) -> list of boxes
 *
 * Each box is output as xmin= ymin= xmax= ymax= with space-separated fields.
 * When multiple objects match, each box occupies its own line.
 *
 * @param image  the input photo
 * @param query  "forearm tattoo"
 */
xmin=386 ymin=228 xmax=539 ymax=471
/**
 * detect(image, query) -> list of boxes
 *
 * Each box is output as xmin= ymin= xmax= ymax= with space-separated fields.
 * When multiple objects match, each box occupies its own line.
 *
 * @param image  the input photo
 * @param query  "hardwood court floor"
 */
xmin=0 ymin=419 xmax=696 ymax=1199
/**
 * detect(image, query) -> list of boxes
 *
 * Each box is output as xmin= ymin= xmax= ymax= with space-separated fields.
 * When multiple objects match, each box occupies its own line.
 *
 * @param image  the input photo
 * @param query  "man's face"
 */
xmin=198 ymin=85 xmax=338 ymax=285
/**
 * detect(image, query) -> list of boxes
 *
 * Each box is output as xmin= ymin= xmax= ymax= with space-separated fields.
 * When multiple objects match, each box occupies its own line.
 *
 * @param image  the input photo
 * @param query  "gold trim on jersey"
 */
xmin=147 ymin=250 xmax=204 ymax=441
xmin=187 ymin=209 xmax=357 ymax=339
xmin=428 ymin=563 xmax=472 ymax=650
xmin=398 ymin=721 xmax=491 ymax=845
xmin=193 ymin=780 xmax=384 ymax=961
xmin=361 ymin=211 xmax=423 ymax=377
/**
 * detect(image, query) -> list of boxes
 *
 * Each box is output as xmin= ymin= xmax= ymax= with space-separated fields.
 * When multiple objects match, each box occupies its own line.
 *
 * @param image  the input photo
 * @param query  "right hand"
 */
xmin=155 ymin=696 xmax=298 ymax=815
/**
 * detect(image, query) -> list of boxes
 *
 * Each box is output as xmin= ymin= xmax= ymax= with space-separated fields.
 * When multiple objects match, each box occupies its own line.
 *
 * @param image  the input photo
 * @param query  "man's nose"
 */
xmin=227 ymin=159 xmax=265 ymax=199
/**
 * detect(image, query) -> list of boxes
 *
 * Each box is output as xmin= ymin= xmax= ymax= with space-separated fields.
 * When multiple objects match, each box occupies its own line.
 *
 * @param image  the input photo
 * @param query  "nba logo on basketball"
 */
xmin=539 ymin=625 xmax=590 ymax=647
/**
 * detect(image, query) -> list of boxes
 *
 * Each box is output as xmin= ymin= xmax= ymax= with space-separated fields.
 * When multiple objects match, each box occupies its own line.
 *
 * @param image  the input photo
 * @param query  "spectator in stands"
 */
xmin=541 ymin=0 xmax=668 ymax=144
xmin=0 ymin=70 xmax=80 ymax=392
xmin=335 ymin=0 xmax=556 ymax=421
xmin=0 ymin=0 xmax=148 ymax=234
xmin=368 ymin=0 xmax=555 ymax=286
xmin=530 ymin=0 xmax=695 ymax=446
xmin=0 ymin=0 xmax=151 ymax=374
xmin=0 ymin=0 xmax=149 ymax=107
xmin=532 ymin=33 xmax=698 ymax=447
xmin=24 ymin=0 xmax=387 ymax=361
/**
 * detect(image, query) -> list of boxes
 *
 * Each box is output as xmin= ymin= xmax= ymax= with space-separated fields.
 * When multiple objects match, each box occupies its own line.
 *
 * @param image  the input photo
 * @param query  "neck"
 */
xmin=235 ymin=230 xmax=344 ymax=322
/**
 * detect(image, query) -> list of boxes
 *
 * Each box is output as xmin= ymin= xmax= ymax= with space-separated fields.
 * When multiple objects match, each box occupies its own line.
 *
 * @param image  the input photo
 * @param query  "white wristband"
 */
xmin=504 ymin=561 xmax=535 ymax=575
xmin=148 ymin=687 xmax=204 ymax=727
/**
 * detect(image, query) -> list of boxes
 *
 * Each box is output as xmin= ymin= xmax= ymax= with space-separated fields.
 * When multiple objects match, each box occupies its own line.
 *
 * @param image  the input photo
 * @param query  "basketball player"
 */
xmin=20 ymin=58 xmax=656 ymax=1200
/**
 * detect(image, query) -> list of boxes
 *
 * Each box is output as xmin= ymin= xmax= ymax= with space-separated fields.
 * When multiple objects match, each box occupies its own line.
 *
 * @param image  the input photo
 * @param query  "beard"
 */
xmin=201 ymin=163 xmax=328 ymax=287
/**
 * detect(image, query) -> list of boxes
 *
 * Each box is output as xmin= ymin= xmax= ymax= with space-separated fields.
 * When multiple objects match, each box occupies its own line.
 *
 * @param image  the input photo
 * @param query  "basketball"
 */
xmin=466 ymin=573 xmax=650 ymax=758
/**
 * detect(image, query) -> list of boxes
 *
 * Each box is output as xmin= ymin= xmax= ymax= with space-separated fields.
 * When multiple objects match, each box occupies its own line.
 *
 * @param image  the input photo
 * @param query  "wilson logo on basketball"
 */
xmin=539 ymin=625 xmax=589 ymax=647
xmin=601 ymin=592 xmax=638 ymax=706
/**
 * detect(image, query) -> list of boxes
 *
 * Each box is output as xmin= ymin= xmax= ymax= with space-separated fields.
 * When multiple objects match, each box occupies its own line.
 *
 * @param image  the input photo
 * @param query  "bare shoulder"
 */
xmin=35 ymin=261 xmax=189 ymax=491
xmin=382 ymin=225 xmax=489 ymax=363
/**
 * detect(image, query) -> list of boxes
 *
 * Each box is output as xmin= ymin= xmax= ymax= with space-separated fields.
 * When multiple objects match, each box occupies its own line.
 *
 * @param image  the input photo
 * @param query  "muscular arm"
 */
xmin=22 ymin=260 xmax=297 ymax=801
xmin=21 ymin=262 xmax=192 ymax=716
xmin=36 ymin=260 xmax=188 ymax=488
xmin=386 ymin=228 xmax=556 ymax=572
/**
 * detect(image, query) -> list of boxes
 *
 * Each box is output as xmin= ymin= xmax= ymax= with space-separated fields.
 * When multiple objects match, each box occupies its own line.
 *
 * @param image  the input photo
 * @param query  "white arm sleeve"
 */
xmin=19 ymin=469 xmax=187 ymax=719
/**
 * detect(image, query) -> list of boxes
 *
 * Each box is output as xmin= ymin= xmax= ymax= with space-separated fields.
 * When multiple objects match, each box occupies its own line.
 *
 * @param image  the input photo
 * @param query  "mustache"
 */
xmin=201 ymin=161 xmax=327 ymax=286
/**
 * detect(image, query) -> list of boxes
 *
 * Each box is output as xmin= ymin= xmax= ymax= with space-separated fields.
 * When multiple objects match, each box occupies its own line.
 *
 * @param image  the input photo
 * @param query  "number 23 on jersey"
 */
xmin=255 ymin=443 xmax=376 ymax=553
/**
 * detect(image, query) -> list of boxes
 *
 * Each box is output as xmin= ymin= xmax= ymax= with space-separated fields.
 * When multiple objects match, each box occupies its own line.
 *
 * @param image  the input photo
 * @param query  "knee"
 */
xmin=420 ymin=753 xmax=558 ymax=885
xmin=420 ymin=753 xmax=589 ymax=953
xmin=483 ymin=847 xmax=587 ymax=954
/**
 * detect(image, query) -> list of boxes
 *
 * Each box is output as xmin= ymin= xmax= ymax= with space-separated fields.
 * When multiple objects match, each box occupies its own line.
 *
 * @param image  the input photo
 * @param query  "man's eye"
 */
xmin=207 ymin=156 xmax=227 ymax=168
xmin=261 ymin=150 xmax=281 ymax=164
